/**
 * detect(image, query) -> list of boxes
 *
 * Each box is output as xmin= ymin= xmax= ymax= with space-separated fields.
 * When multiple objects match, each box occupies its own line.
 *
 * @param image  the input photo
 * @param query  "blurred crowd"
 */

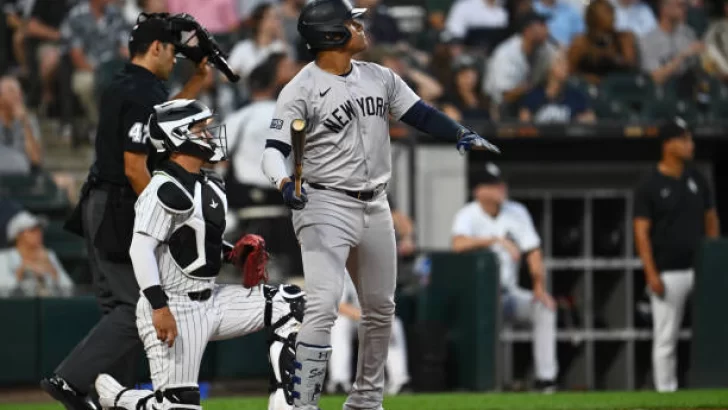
xmin=0 ymin=0 xmax=727 ymax=296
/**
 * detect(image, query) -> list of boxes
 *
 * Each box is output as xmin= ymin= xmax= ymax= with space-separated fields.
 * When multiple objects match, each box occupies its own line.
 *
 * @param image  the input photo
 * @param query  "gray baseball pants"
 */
xmin=292 ymin=186 xmax=396 ymax=410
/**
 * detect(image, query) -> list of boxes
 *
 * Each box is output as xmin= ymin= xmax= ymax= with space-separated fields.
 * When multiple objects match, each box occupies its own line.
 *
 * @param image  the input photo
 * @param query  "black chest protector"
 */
xmin=164 ymin=174 xmax=228 ymax=279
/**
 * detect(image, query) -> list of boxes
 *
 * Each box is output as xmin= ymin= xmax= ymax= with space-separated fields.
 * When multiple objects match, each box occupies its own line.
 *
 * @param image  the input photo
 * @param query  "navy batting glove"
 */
xmin=281 ymin=180 xmax=308 ymax=210
xmin=456 ymin=131 xmax=501 ymax=156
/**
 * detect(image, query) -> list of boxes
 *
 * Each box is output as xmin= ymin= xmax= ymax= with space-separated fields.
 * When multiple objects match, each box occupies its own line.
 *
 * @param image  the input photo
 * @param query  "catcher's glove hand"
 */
xmin=224 ymin=234 xmax=269 ymax=288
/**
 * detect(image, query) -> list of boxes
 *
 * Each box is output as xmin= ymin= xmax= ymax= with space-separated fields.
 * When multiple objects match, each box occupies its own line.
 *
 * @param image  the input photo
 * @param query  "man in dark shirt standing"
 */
xmin=41 ymin=15 xmax=209 ymax=410
xmin=633 ymin=117 xmax=721 ymax=393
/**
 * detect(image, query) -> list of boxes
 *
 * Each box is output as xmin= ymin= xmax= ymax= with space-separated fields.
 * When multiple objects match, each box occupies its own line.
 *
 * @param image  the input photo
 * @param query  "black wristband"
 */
xmin=143 ymin=285 xmax=168 ymax=309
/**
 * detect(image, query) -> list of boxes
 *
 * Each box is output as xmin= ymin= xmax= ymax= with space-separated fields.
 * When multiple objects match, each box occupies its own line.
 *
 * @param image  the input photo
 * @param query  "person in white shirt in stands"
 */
xmin=228 ymin=3 xmax=291 ymax=97
xmin=483 ymin=12 xmax=555 ymax=109
xmin=445 ymin=0 xmax=508 ymax=41
xmin=0 ymin=211 xmax=74 ymax=297
xmin=450 ymin=162 xmax=558 ymax=392
xmin=222 ymin=53 xmax=301 ymax=282
xmin=612 ymin=0 xmax=657 ymax=37
xmin=327 ymin=273 xmax=411 ymax=396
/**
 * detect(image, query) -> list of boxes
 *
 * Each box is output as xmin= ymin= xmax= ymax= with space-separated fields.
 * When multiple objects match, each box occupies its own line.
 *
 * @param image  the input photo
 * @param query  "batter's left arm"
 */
xmin=382 ymin=67 xmax=499 ymax=155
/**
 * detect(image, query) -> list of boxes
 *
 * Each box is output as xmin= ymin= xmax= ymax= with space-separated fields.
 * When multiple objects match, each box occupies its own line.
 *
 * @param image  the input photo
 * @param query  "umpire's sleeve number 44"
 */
xmin=128 ymin=122 xmax=149 ymax=144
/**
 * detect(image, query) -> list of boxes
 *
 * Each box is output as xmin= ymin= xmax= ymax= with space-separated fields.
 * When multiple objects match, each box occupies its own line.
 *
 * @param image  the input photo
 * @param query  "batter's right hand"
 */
xmin=281 ymin=179 xmax=308 ymax=210
xmin=153 ymin=306 xmax=178 ymax=347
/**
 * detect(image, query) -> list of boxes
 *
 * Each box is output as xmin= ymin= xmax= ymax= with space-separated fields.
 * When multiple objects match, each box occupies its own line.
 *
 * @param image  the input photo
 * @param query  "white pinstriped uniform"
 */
xmin=133 ymin=171 xmax=290 ymax=390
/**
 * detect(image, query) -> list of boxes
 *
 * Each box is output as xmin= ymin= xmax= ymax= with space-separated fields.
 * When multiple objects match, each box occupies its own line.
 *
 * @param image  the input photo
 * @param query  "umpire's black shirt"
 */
xmin=90 ymin=63 xmax=168 ymax=185
xmin=634 ymin=165 xmax=715 ymax=272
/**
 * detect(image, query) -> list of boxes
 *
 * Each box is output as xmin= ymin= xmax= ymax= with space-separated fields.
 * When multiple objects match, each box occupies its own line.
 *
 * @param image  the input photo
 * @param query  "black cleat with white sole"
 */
xmin=40 ymin=375 xmax=98 ymax=410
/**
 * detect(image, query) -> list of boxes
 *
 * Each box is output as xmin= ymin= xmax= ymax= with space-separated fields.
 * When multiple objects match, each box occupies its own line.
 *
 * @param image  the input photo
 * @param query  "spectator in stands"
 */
xmin=702 ymin=0 xmax=728 ymax=80
xmin=122 ymin=0 xmax=168 ymax=25
xmin=24 ymin=0 xmax=75 ymax=110
xmin=533 ymin=0 xmax=584 ymax=47
xmin=441 ymin=54 xmax=492 ymax=122
xmin=444 ymin=0 xmax=508 ymax=42
xmin=0 ymin=75 xmax=42 ymax=175
xmin=357 ymin=0 xmax=403 ymax=45
xmin=0 ymin=211 xmax=74 ymax=297
xmin=58 ymin=0 xmax=130 ymax=140
xmin=567 ymin=0 xmax=637 ymax=84
xmin=640 ymin=0 xmax=703 ymax=87
xmin=2 ymin=0 xmax=27 ymax=76
xmin=228 ymin=4 xmax=290 ymax=96
xmin=519 ymin=51 xmax=596 ymax=123
xmin=613 ymin=0 xmax=658 ymax=37
xmin=483 ymin=12 xmax=553 ymax=108
xmin=279 ymin=0 xmax=305 ymax=61
xmin=167 ymin=0 xmax=239 ymax=37
xmin=378 ymin=46 xmax=443 ymax=104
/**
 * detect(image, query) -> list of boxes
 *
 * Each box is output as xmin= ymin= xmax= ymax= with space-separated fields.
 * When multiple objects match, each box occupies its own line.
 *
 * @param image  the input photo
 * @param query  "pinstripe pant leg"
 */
xmin=209 ymin=285 xmax=270 ymax=340
xmin=137 ymin=296 xmax=214 ymax=390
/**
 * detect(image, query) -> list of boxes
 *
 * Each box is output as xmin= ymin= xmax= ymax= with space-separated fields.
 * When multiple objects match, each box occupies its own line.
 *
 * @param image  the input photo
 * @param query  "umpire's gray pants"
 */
xmin=292 ymin=187 xmax=396 ymax=410
xmin=55 ymin=188 xmax=143 ymax=394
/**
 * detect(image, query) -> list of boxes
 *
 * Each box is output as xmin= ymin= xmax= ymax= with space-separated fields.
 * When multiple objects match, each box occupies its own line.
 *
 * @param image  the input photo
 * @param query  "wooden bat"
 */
xmin=290 ymin=119 xmax=307 ymax=197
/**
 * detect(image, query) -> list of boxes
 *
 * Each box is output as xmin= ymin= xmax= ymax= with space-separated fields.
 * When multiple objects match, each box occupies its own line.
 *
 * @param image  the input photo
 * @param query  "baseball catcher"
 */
xmin=94 ymin=99 xmax=303 ymax=410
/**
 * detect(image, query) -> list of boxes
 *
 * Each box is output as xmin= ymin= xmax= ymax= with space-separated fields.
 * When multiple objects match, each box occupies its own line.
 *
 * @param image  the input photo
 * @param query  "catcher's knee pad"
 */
xmin=264 ymin=284 xmax=305 ymax=337
xmin=264 ymin=284 xmax=305 ymax=408
xmin=154 ymin=386 xmax=201 ymax=410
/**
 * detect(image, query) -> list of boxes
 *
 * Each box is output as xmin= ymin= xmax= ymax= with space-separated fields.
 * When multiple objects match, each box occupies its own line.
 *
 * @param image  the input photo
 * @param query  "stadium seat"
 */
xmin=568 ymin=76 xmax=599 ymax=101
xmin=644 ymin=96 xmax=700 ymax=124
xmin=44 ymin=220 xmax=89 ymax=284
xmin=0 ymin=172 xmax=71 ymax=218
xmin=598 ymin=73 xmax=655 ymax=120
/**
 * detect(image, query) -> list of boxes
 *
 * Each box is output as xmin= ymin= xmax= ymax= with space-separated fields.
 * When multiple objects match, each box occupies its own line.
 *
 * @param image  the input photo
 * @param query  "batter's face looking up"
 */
xmin=345 ymin=19 xmax=369 ymax=53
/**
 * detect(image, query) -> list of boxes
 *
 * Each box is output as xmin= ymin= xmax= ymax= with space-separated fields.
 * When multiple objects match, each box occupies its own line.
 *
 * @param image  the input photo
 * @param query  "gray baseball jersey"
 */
xmin=268 ymin=60 xmax=420 ymax=191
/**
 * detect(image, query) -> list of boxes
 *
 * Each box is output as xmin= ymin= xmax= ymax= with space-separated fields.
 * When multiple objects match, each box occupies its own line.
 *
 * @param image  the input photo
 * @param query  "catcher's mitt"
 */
xmin=226 ymin=234 xmax=269 ymax=288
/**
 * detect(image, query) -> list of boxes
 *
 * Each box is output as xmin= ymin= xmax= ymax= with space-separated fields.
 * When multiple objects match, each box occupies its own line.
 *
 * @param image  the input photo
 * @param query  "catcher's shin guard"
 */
xmin=264 ymin=284 xmax=305 ymax=410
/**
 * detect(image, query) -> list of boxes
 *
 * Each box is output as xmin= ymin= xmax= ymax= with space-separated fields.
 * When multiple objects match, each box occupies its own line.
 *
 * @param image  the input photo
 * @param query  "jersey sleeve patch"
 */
xmin=157 ymin=181 xmax=193 ymax=213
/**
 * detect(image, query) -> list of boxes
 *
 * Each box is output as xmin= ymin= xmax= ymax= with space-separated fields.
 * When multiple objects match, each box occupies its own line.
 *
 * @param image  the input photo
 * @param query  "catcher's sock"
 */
xmin=292 ymin=343 xmax=331 ymax=410
xmin=95 ymin=374 xmax=154 ymax=410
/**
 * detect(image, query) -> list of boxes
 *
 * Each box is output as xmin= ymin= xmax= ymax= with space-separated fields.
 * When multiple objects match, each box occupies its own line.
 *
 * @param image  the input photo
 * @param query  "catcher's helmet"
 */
xmin=297 ymin=0 xmax=367 ymax=51
xmin=148 ymin=99 xmax=228 ymax=163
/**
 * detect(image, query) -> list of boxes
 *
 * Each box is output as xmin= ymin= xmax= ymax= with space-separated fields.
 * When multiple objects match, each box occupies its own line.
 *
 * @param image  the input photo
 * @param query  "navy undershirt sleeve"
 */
xmin=400 ymin=100 xmax=468 ymax=141
xmin=265 ymin=139 xmax=292 ymax=157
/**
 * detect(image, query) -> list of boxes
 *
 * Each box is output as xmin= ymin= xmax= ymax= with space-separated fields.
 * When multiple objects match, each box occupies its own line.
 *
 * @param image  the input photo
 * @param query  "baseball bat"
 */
xmin=290 ymin=119 xmax=307 ymax=197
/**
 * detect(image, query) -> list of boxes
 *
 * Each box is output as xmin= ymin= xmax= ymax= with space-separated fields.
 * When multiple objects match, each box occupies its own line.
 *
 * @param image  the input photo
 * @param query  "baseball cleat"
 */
xmin=40 ymin=375 xmax=98 ymax=410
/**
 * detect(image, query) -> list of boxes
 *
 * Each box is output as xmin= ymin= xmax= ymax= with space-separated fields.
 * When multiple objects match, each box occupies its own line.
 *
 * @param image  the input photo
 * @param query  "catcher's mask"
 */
xmin=149 ymin=99 xmax=228 ymax=163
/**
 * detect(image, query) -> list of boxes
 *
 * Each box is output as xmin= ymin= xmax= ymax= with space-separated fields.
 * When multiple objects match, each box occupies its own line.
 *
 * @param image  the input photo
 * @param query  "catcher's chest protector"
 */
xmin=167 ymin=176 xmax=227 ymax=278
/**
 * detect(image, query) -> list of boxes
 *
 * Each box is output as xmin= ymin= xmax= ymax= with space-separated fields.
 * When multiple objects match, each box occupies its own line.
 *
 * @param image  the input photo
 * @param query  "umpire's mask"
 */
xmin=148 ymin=99 xmax=228 ymax=163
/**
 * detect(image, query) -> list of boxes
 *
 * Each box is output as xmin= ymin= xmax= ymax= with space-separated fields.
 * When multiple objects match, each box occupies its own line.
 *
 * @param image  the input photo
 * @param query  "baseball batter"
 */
xmin=93 ymin=99 xmax=305 ymax=410
xmin=260 ymin=1 xmax=499 ymax=408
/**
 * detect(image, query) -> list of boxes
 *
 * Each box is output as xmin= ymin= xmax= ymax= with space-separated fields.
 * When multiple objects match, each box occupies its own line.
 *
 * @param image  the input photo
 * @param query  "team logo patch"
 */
xmin=270 ymin=119 xmax=284 ymax=130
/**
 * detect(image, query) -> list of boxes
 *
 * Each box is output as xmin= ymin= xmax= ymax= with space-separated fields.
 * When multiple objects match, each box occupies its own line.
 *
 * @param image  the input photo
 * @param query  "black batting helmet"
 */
xmin=297 ymin=0 xmax=367 ymax=51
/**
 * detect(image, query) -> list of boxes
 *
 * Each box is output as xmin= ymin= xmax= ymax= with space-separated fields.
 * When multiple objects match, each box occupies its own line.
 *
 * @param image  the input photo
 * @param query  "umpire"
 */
xmin=41 ymin=15 xmax=209 ymax=410
xmin=633 ymin=117 xmax=720 ymax=393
